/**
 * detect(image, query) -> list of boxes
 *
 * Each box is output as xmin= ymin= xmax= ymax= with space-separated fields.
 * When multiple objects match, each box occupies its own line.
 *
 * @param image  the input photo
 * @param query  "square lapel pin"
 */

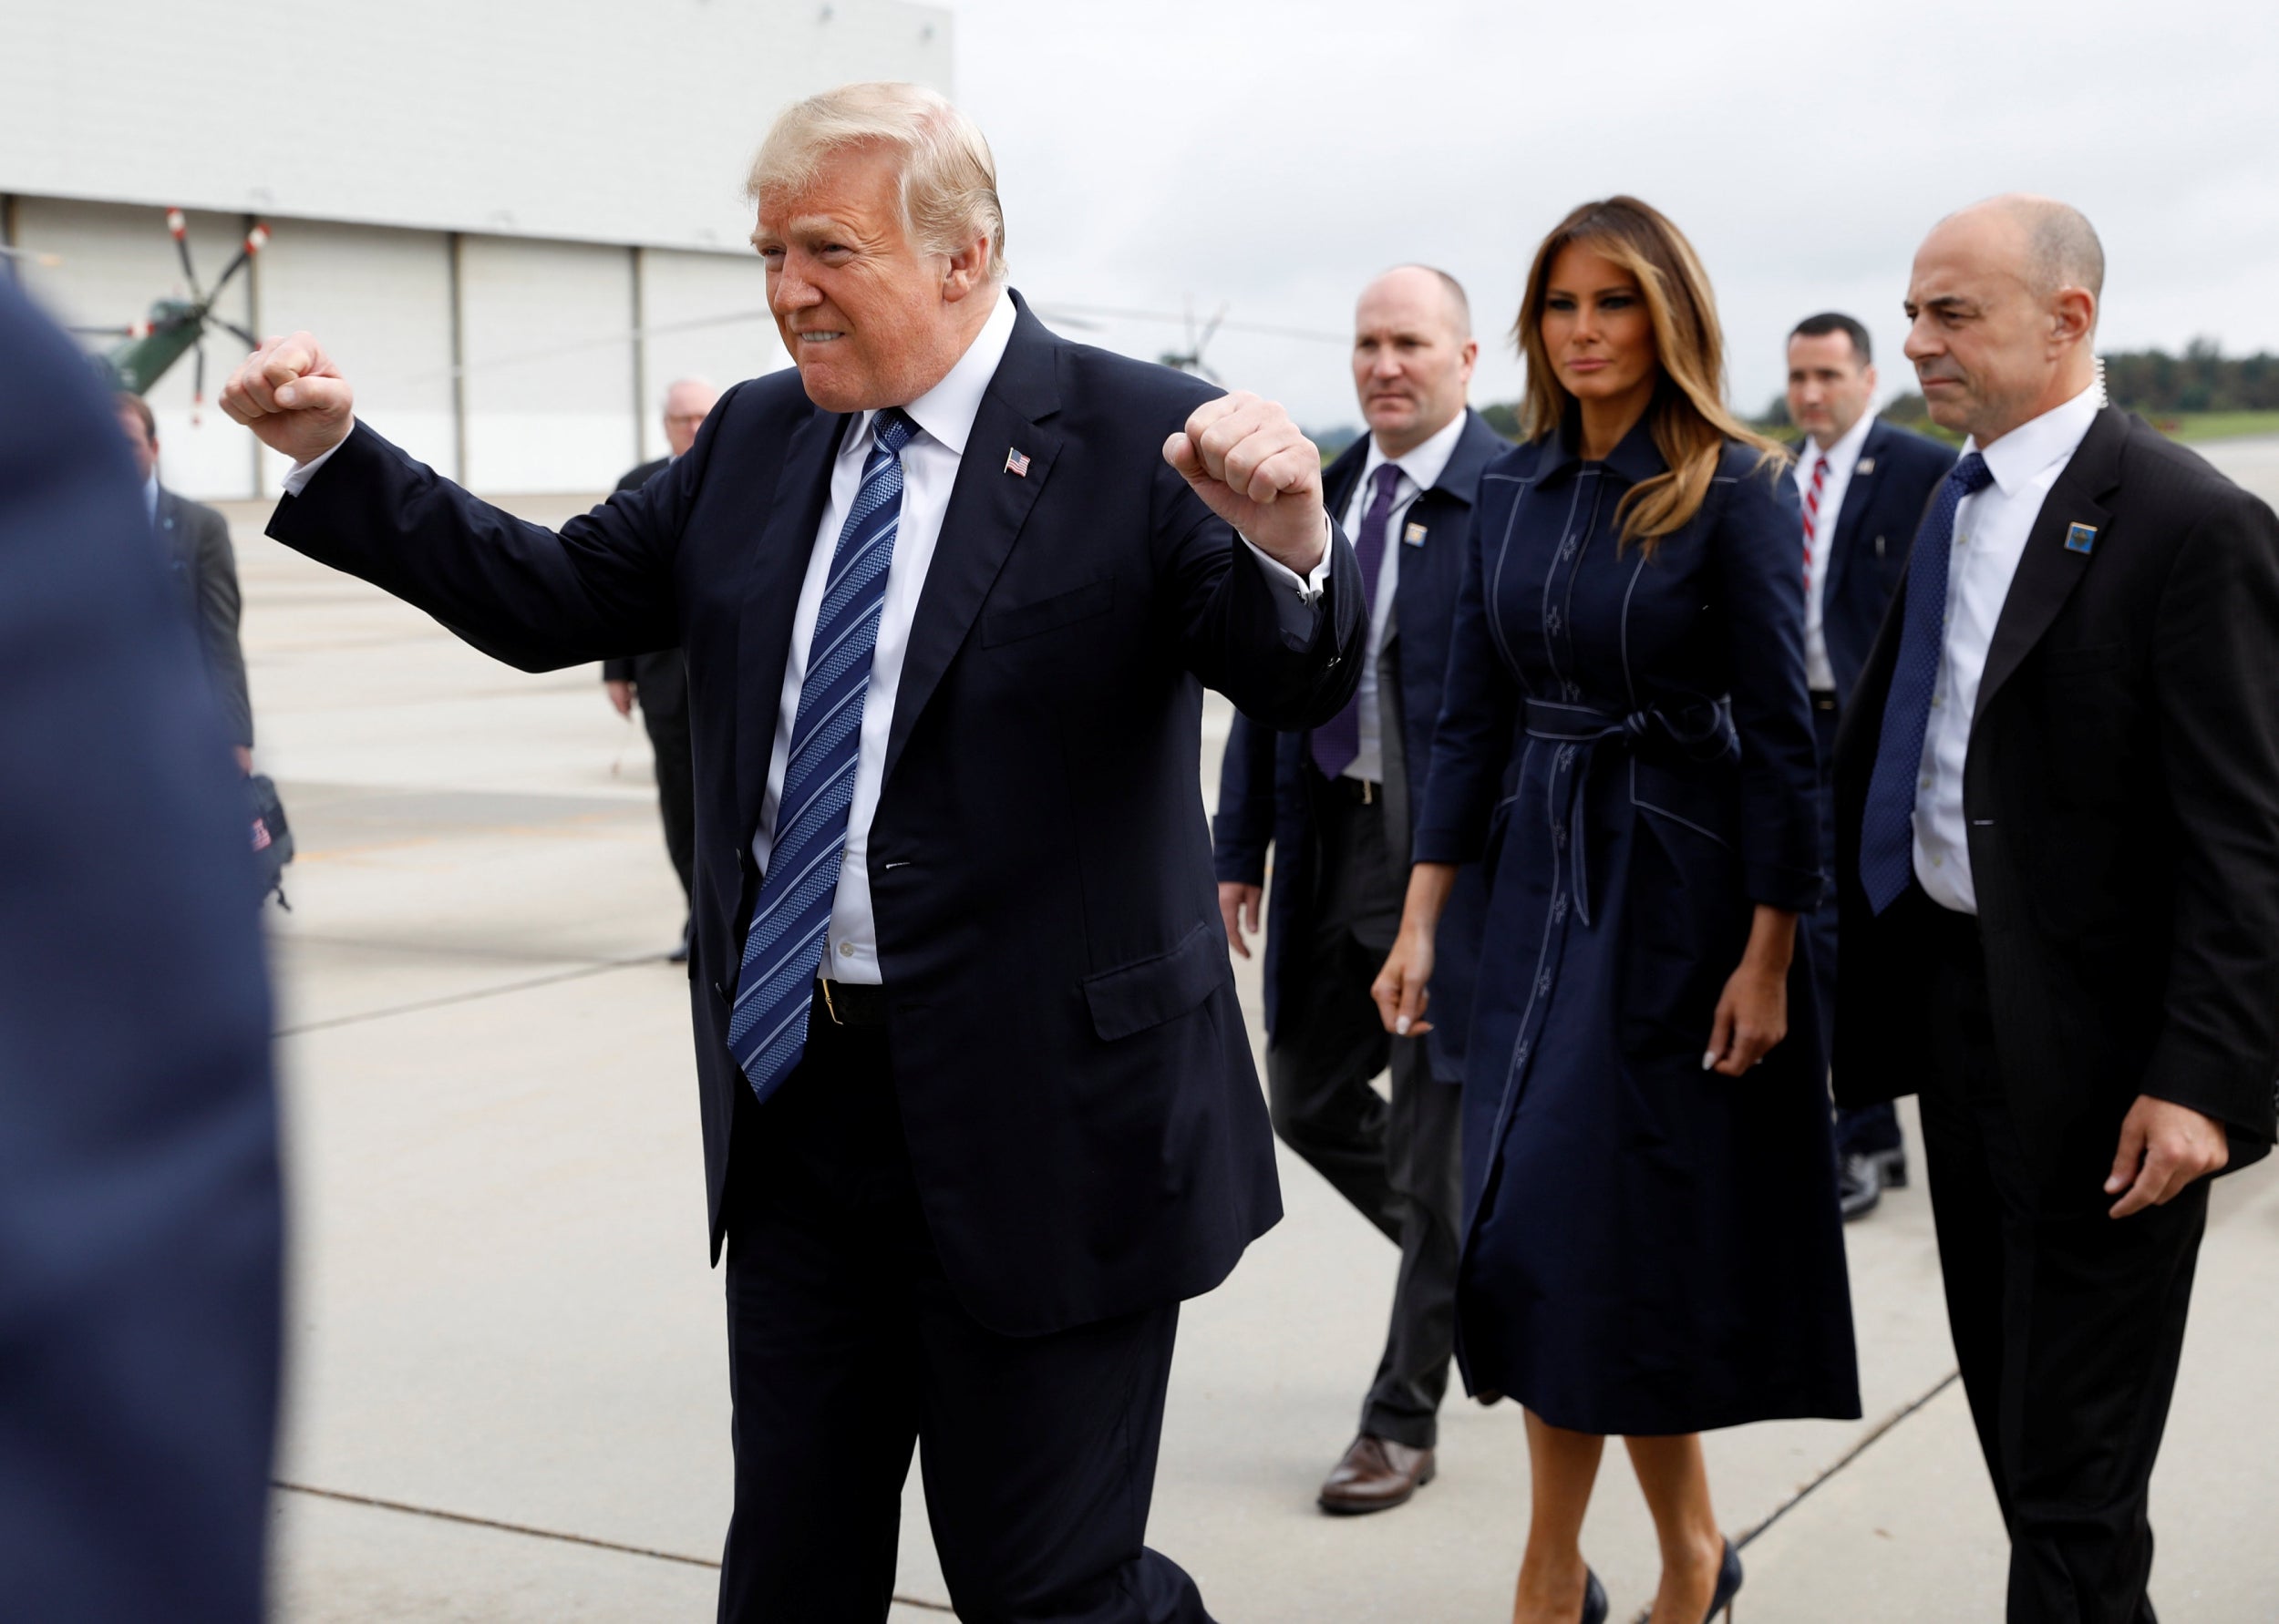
xmin=1004 ymin=447 xmax=1031 ymax=478
xmin=2065 ymin=522 xmax=2099 ymax=555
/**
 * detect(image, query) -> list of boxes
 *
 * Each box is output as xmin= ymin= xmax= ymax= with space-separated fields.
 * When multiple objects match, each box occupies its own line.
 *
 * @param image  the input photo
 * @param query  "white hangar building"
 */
xmin=2 ymin=0 xmax=954 ymax=499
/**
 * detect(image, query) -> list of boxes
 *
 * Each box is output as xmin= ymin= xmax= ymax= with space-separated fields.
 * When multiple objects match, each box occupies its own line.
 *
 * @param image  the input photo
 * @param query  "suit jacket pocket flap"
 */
xmin=1080 ymin=919 xmax=1227 ymax=1041
xmin=982 ymin=574 xmax=1115 ymax=646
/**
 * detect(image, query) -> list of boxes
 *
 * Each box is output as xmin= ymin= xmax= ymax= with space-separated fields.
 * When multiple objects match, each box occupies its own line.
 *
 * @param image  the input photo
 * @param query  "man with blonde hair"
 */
xmin=1838 ymin=195 xmax=2279 ymax=1620
xmin=222 ymin=80 xmax=1361 ymax=1622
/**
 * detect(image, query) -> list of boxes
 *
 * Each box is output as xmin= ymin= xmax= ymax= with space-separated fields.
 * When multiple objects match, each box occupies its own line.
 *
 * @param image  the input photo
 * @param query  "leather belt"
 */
xmin=1315 ymin=772 xmax=1382 ymax=806
xmin=812 ymin=976 xmax=889 ymax=1028
xmin=1521 ymin=695 xmax=1739 ymax=926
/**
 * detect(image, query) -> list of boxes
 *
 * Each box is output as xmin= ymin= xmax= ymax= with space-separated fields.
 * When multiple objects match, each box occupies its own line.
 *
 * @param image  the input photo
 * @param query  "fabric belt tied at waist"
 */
xmin=1521 ymin=695 xmax=1739 ymax=928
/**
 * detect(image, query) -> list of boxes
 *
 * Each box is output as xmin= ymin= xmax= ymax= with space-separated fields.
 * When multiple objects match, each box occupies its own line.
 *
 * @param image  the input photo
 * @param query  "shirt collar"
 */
xmin=1808 ymin=407 xmax=1876 ymax=475
xmin=1359 ymin=408 xmax=1469 ymax=499
xmin=849 ymin=290 xmax=1016 ymax=459
xmin=1967 ymin=384 xmax=2100 ymax=497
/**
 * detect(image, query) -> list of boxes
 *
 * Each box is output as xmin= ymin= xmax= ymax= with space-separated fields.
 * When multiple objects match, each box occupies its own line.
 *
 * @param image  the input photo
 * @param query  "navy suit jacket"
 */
xmin=268 ymin=292 xmax=1366 ymax=1335
xmin=1212 ymin=410 xmax=1502 ymax=1081
xmin=157 ymin=486 xmax=255 ymax=747
xmin=0 ymin=283 xmax=282 ymax=1621
xmin=1794 ymin=417 xmax=1954 ymax=702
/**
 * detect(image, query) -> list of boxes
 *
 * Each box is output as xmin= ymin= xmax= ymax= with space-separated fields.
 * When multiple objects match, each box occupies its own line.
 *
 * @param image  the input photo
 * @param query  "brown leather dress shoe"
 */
xmin=1316 ymin=1434 xmax=1436 ymax=1515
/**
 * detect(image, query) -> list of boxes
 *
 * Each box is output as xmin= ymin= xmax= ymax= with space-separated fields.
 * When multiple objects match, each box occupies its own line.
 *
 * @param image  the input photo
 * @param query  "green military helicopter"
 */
xmin=68 ymin=209 xmax=270 ymax=418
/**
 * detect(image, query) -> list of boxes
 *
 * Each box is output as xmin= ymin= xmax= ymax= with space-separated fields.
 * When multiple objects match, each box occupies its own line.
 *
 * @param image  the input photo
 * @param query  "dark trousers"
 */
xmin=634 ymin=649 xmax=696 ymax=904
xmin=1811 ymin=694 xmax=1901 ymax=1156
xmin=718 ymin=1004 xmax=1212 ymax=1624
xmin=1266 ymin=777 xmax=1462 ymax=1448
xmin=1913 ymin=893 xmax=2206 ymax=1624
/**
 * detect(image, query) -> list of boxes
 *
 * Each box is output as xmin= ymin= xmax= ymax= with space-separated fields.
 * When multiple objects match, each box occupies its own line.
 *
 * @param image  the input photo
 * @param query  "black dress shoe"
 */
xmin=1316 ymin=1434 xmax=1435 ymax=1515
xmin=1838 ymin=1146 xmax=1907 ymax=1220
xmin=1581 ymin=1567 xmax=1609 ymax=1624
xmin=1701 ymin=1538 xmax=1741 ymax=1622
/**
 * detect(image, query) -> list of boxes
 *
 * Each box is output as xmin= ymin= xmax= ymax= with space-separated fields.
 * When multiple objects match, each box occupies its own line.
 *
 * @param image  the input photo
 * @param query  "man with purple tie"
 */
xmin=1214 ymin=266 xmax=1502 ymax=1514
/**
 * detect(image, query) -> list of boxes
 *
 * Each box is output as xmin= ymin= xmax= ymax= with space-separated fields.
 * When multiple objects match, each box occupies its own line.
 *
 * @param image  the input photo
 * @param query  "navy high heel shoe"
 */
xmin=1701 ymin=1538 xmax=1742 ymax=1622
xmin=1580 ymin=1567 xmax=1609 ymax=1624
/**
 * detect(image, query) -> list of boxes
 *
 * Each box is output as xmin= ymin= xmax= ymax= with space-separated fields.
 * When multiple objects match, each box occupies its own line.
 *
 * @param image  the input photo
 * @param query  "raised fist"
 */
xmin=219 ymin=331 xmax=356 ymax=466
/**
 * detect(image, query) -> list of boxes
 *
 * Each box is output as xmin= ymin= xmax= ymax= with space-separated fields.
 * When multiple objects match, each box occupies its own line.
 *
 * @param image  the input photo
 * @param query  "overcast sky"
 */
xmin=942 ymin=0 xmax=2279 ymax=430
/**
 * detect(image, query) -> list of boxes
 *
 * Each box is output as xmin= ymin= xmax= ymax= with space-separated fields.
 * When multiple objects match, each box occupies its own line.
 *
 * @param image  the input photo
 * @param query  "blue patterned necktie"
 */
xmin=1311 ymin=461 xmax=1405 ymax=779
xmin=1858 ymin=451 xmax=1995 ymax=914
xmin=727 ymin=407 xmax=915 ymax=1101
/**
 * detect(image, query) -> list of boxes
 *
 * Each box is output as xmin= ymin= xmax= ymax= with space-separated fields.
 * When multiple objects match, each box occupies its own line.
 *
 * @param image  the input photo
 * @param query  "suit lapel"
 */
xmin=1975 ymin=407 xmax=2126 ymax=721
xmin=1822 ymin=419 xmax=1885 ymax=606
xmin=735 ymin=406 xmax=850 ymax=832
xmin=880 ymin=301 xmax=1064 ymax=792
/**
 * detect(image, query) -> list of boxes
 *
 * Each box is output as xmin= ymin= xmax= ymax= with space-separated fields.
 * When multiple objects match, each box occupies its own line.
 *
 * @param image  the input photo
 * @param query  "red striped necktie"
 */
xmin=1800 ymin=451 xmax=1829 ymax=590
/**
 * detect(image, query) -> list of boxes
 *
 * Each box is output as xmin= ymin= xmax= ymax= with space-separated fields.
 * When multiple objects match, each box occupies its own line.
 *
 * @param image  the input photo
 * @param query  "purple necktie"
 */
xmin=1311 ymin=461 xmax=1405 ymax=780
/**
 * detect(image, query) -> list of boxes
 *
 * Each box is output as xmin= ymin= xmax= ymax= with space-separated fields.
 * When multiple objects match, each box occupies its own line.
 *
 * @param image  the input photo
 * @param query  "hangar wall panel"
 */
xmin=459 ymin=235 xmax=638 ymax=493
xmin=252 ymin=221 xmax=458 ymax=493
xmin=0 ymin=0 xmax=953 ymax=254
xmin=14 ymin=198 xmax=259 ymax=499
xmin=636 ymin=248 xmax=786 ymax=463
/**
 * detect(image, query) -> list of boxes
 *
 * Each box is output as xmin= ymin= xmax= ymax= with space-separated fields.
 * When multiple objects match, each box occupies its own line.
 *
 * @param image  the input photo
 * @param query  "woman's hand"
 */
xmin=1373 ymin=862 xmax=1459 ymax=1036
xmin=1373 ymin=923 xmax=1438 ymax=1036
xmin=1703 ymin=906 xmax=1798 ymax=1077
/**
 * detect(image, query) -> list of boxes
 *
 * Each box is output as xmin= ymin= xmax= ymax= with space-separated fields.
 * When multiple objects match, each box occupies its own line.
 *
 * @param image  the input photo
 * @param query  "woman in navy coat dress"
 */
xmin=1374 ymin=198 xmax=1860 ymax=1624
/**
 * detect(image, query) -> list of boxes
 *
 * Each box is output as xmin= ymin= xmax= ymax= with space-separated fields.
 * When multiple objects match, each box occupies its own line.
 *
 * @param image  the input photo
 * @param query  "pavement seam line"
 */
xmin=1617 ymin=1367 xmax=1963 ymax=1624
xmin=272 ymin=1480 xmax=956 ymax=1612
xmin=273 ymin=956 xmax=665 ymax=1037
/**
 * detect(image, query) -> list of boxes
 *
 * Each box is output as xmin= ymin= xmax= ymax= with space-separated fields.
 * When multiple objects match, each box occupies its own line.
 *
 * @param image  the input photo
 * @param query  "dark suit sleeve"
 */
xmin=2141 ymin=485 xmax=2279 ymax=1142
xmin=190 ymin=505 xmax=254 ymax=748
xmin=1212 ymin=709 xmax=1277 ymax=886
xmin=269 ymin=414 xmax=709 ymax=673
xmin=1153 ymin=456 xmax=1365 ymax=729
xmin=1412 ymin=491 xmax=1518 ymax=865
xmin=0 ymin=283 xmax=282 ymax=1624
xmin=601 ymin=657 xmax=636 ymax=684
xmin=1717 ymin=457 xmax=1824 ymax=910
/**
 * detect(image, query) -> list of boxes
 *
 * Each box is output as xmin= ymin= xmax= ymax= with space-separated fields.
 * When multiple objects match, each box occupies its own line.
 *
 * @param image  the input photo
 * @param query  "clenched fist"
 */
xmin=1162 ymin=390 xmax=1328 ymax=575
xmin=220 ymin=331 xmax=356 ymax=466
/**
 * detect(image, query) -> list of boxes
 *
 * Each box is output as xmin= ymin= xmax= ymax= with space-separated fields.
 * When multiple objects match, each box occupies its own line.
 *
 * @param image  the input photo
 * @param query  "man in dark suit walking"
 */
xmin=1214 ymin=265 xmax=1498 ymax=1514
xmin=1837 ymin=195 xmax=2279 ymax=1622
xmin=116 ymin=392 xmax=256 ymax=773
xmin=3 ymin=281 xmax=282 ymax=1624
xmin=222 ymin=81 xmax=1361 ymax=1623
xmin=1783 ymin=313 xmax=1954 ymax=1218
xmin=603 ymin=376 xmax=718 ymax=959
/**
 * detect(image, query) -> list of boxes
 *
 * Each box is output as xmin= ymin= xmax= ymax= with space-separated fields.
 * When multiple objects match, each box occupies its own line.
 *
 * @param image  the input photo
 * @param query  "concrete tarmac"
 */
xmin=238 ymin=437 xmax=2279 ymax=1621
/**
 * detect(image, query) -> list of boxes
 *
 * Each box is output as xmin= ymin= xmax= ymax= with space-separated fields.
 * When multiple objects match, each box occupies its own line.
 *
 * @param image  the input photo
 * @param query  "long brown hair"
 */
xmin=1514 ymin=196 xmax=1785 ymax=551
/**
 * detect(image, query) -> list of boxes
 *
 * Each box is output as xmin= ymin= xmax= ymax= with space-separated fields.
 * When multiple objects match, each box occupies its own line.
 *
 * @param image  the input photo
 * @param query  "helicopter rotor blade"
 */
xmin=192 ymin=342 xmax=207 ymax=427
xmin=166 ymin=208 xmax=205 ymax=303
xmin=204 ymin=222 xmax=270 ymax=305
xmin=1197 ymin=302 xmax=1229 ymax=352
xmin=211 ymin=317 xmax=260 ymax=351
xmin=67 ymin=324 xmax=139 ymax=338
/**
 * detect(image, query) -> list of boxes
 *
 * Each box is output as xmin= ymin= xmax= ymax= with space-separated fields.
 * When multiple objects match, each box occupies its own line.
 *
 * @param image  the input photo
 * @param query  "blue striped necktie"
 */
xmin=1858 ymin=451 xmax=1994 ymax=914
xmin=727 ymin=406 xmax=915 ymax=1101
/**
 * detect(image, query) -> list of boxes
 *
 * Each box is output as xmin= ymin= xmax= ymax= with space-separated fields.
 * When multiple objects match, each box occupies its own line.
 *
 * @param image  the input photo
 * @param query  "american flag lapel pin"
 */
xmin=1004 ymin=447 xmax=1031 ymax=478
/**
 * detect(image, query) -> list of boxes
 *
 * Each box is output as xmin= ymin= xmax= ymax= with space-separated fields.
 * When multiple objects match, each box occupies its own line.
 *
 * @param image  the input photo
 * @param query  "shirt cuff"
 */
xmin=281 ymin=435 xmax=349 ymax=497
xmin=1239 ymin=513 xmax=1333 ymax=605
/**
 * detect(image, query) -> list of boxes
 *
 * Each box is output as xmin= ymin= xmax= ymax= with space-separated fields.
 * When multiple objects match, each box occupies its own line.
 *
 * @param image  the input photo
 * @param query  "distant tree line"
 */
xmin=1328 ymin=342 xmax=2279 ymax=459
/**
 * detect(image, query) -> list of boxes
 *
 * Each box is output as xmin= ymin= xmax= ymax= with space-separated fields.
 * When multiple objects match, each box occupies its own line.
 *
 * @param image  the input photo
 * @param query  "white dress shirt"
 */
xmin=1338 ymin=412 xmax=1466 ymax=786
xmin=1797 ymin=408 xmax=1876 ymax=694
xmin=285 ymin=292 xmax=1327 ymax=985
xmin=1912 ymin=384 xmax=2101 ymax=912
xmin=142 ymin=469 xmax=160 ymax=522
